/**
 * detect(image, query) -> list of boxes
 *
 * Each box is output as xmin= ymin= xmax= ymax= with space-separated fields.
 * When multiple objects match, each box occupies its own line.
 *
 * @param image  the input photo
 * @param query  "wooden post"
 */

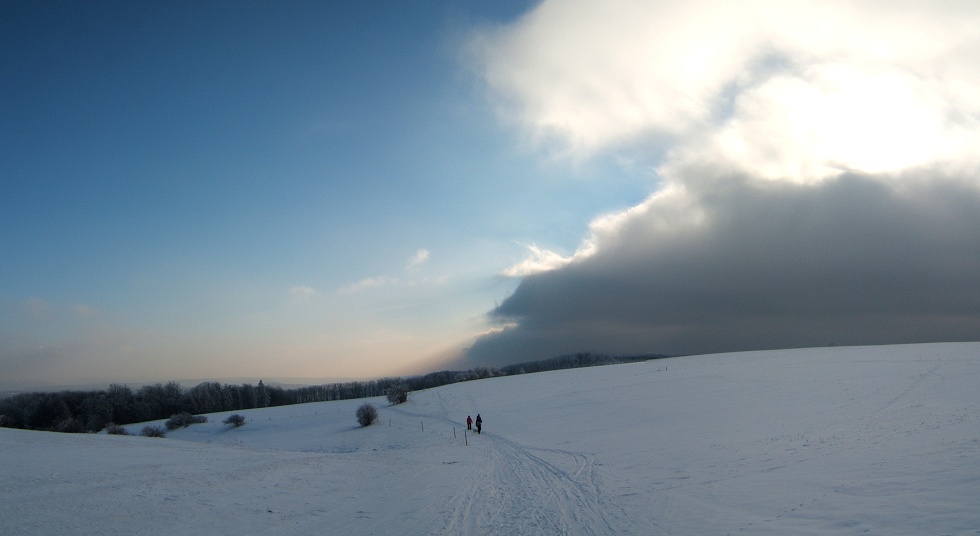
xmin=453 ymin=427 xmax=456 ymax=439
xmin=421 ymin=420 xmax=424 ymax=432
xmin=465 ymin=429 xmax=468 ymax=446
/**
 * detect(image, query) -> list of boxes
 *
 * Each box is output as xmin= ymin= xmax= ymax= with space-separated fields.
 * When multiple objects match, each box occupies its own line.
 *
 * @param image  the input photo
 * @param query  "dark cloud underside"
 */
xmin=466 ymin=172 xmax=980 ymax=366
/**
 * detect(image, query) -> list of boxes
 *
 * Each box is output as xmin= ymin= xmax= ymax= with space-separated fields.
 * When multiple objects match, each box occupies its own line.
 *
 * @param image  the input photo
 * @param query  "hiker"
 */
xmin=475 ymin=414 xmax=482 ymax=434
xmin=466 ymin=415 xmax=472 ymax=430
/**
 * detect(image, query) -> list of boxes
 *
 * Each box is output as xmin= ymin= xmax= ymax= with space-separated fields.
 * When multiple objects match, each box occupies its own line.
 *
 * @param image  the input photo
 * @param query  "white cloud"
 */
xmin=501 ymin=244 xmax=572 ymax=277
xmin=486 ymin=0 xmax=980 ymax=290
xmin=406 ymin=248 xmax=430 ymax=270
xmin=289 ymin=286 xmax=318 ymax=303
xmin=337 ymin=276 xmax=399 ymax=295
xmin=693 ymin=63 xmax=980 ymax=184
xmin=478 ymin=322 xmax=518 ymax=337
xmin=504 ymin=182 xmax=708 ymax=276
xmin=338 ymin=249 xmax=436 ymax=295
xmin=473 ymin=0 xmax=749 ymax=155
xmin=473 ymin=0 xmax=980 ymax=179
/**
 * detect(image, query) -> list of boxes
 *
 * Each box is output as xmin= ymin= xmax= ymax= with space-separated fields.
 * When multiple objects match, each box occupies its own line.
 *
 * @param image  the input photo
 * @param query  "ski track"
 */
xmin=427 ymin=387 xmax=630 ymax=535
xmin=443 ymin=433 xmax=622 ymax=535
xmin=872 ymin=361 xmax=942 ymax=416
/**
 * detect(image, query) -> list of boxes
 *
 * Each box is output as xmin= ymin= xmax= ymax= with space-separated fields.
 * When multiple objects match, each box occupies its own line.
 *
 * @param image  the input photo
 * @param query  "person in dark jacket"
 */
xmin=466 ymin=415 xmax=472 ymax=430
xmin=475 ymin=414 xmax=482 ymax=434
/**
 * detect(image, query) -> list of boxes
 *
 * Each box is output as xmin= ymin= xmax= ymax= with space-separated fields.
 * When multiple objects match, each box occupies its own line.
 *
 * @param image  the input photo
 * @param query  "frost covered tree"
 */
xmin=223 ymin=414 xmax=245 ymax=427
xmin=256 ymin=380 xmax=271 ymax=408
xmin=385 ymin=384 xmax=409 ymax=405
xmin=165 ymin=412 xmax=207 ymax=430
xmin=105 ymin=423 xmax=129 ymax=435
xmin=140 ymin=425 xmax=165 ymax=437
xmin=356 ymin=403 xmax=378 ymax=427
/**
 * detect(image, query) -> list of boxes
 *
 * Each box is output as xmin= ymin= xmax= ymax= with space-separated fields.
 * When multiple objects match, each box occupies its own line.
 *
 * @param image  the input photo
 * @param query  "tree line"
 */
xmin=0 ymin=352 xmax=666 ymax=433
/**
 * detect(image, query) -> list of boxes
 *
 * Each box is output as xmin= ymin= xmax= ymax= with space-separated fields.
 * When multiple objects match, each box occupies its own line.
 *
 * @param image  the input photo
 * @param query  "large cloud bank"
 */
xmin=466 ymin=0 xmax=980 ymax=365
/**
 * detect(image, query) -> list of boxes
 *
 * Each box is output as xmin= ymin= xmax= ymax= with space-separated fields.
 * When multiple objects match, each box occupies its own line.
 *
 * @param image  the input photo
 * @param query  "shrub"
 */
xmin=356 ymin=403 xmax=378 ymax=427
xmin=104 ymin=423 xmax=130 ymax=435
xmin=385 ymin=384 xmax=409 ymax=405
xmin=165 ymin=412 xmax=207 ymax=430
xmin=140 ymin=425 xmax=166 ymax=438
xmin=53 ymin=417 xmax=87 ymax=434
xmin=223 ymin=414 xmax=245 ymax=427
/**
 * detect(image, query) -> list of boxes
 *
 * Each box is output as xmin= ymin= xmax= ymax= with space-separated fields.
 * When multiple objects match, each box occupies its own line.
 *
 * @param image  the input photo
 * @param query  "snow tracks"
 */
xmin=440 ymin=432 xmax=629 ymax=535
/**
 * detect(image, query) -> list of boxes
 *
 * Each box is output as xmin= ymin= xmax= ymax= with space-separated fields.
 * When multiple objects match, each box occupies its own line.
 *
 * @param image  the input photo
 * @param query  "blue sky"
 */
xmin=1 ymin=1 xmax=651 ymax=388
xmin=4 ymin=0 xmax=980 ymax=390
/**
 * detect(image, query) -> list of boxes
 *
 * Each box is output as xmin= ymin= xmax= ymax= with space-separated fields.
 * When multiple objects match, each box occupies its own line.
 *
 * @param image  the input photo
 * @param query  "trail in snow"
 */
xmin=403 ymin=382 xmax=628 ymax=535
xmin=439 ymin=432 xmax=617 ymax=535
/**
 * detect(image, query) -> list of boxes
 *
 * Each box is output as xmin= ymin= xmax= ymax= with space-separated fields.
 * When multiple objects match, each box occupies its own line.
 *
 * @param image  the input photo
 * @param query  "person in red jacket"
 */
xmin=466 ymin=415 xmax=473 ymax=430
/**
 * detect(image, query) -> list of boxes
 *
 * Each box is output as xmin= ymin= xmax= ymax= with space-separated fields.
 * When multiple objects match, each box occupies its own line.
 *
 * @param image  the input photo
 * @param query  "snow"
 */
xmin=2 ymin=342 xmax=979 ymax=535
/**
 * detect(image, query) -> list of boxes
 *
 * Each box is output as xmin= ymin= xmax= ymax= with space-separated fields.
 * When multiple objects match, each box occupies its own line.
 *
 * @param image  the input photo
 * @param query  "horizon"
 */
xmin=1 ymin=347 xmax=670 ymax=395
xmin=3 ymin=1 xmax=980 ymax=390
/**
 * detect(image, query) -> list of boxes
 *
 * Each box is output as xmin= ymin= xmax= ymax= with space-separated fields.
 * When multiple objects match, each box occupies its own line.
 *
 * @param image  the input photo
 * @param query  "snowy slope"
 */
xmin=2 ymin=343 xmax=979 ymax=535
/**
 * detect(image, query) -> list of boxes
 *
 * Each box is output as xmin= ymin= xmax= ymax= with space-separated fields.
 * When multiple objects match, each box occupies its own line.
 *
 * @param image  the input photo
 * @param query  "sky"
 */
xmin=3 ymin=0 xmax=980 ymax=389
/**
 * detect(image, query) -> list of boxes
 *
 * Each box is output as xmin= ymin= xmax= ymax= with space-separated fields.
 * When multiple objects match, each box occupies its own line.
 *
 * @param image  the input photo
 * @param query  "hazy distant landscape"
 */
xmin=3 ymin=343 xmax=978 ymax=535
xmin=0 ymin=353 xmax=658 ymax=433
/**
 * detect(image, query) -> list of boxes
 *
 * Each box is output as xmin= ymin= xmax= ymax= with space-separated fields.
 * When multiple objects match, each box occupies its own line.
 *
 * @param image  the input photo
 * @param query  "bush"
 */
xmin=53 ymin=417 xmax=87 ymax=433
xmin=104 ymin=423 xmax=130 ymax=435
xmin=165 ymin=412 xmax=207 ymax=430
xmin=385 ymin=384 xmax=410 ymax=405
xmin=223 ymin=414 xmax=245 ymax=427
xmin=140 ymin=425 xmax=166 ymax=438
xmin=356 ymin=403 xmax=378 ymax=427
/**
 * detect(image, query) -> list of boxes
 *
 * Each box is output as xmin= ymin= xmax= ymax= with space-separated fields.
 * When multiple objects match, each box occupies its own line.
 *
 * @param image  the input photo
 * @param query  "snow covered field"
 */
xmin=2 ymin=343 xmax=979 ymax=535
